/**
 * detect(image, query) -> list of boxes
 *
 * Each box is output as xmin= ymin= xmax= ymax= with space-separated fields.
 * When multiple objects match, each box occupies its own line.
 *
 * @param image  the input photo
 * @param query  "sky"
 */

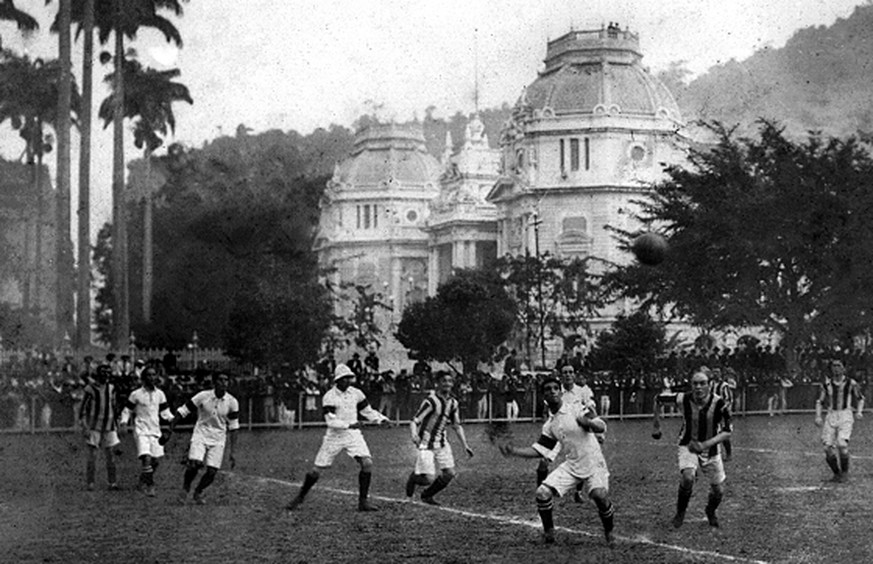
xmin=0 ymin=0 xmax=867 ymax=244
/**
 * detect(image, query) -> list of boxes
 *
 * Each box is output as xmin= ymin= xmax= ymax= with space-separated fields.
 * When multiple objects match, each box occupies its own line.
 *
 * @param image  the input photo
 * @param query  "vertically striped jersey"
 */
xmin=670 ymin=392 xmax=732 ymax=457
xmin=120 ymin=387 xmax=173 ymax=437
xmin=79 ymin=381 xmax=118 ymax=432
xmin=412 ymin=392 xmax=460 ymax=449
xmin=715 ymin=381 xmax=734 ymax=405
xmin=818 ymin=378 xmax=863 ymax=412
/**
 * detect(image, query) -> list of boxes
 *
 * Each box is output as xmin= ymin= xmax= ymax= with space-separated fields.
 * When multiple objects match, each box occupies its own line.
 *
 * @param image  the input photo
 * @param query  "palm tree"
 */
xmin=56 ymin=0 xmax=75 ymax=344
xmin=74 ymin=0 xmax=185 ymax=349
xmin=99 ymin=57 xmax=191 ymax=323
xmin=0 ymin=52 xmax=80 ymax=319
xmin=0 ymin=1 xmax=38 ymax=49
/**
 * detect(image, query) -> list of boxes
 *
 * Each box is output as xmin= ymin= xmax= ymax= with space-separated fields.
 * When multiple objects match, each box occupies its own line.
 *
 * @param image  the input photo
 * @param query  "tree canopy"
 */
xmin=395 ymin=269 xmax=516 ymax=374
xmin=604 ymin=120 xmax=873 ymax=361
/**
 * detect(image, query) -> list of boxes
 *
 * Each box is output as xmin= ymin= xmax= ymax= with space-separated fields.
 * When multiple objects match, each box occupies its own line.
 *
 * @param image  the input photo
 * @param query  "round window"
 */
xmin=630 ymin=145 xmax=646 ymax=161
xmin=406 ymin=210 xmax=418 ymax=223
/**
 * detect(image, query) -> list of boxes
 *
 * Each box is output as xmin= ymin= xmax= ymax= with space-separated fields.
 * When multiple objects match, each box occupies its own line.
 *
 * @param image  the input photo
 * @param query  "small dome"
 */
xmin=335 ymin=123 xmax=441 ymax=189
xmin=522 ymin=27 xmax=681 ymax=121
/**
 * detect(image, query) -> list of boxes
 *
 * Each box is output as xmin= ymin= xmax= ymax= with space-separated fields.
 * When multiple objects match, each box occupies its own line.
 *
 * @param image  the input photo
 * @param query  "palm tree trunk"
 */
xmin=56 ymin=0 xmax=73 ymax=344
xmin=34 ymin=144 xmax=44 ymax=315
xmin=76 ymin=0 xmax=94 ymax=350
xmin=142 ymin=150 xmax=153 ymax=322
xmin=111 ymin=22 xmax=129 ymax=350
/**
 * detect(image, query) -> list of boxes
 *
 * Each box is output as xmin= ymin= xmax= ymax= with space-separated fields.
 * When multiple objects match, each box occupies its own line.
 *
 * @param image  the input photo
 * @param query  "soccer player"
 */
xmin=79 ymin=364 xmax=121 ymax=491
xmin=652 ymin=369 xmax=732 ymax=528
xmin=405 ymin=371 xmax=474 ymax=505
xmin=168 ymin=372 xmax=240 ymax=505
xmin=119 ymin=366 xmax=174 ymax=497
xmin=500 ymin=376 xmax=615 ymax=546
xmin=815 ymin=359 xmax=864 ymax=482
xmin=286 ymin=363 xmax=390 ymax=512
xmin=711 ymin=368 xmax=734 ymax=461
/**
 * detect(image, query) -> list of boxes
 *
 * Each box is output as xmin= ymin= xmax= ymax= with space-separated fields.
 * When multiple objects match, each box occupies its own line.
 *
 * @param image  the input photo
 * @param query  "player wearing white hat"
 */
xmin=286 ymin=363 xmax=390 ymax=512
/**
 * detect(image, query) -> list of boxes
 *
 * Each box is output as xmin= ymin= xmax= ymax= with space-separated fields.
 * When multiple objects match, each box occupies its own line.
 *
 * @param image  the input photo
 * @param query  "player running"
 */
xmin=168 ymin=372 xmax=240 ymax=505
xmin=653 ymin=369 xmax=732 ymax=528
xmin=119 ymin=366 xmax=174 ymax=497
xmin=815 ymin=359 xmax=864 ymax=482
xmin=500 ymin=376 xmax=615 ymax=546
xmin=405 ymin=371 xmax=474 ymax=505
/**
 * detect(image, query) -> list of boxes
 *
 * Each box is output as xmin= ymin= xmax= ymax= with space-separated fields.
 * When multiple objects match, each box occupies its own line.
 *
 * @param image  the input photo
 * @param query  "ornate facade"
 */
xmin=316 ymin=25 xmax=689 ymax=369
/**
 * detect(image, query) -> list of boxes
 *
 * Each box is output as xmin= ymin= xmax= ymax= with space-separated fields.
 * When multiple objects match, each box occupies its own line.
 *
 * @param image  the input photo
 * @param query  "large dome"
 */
xmin=522 ymin=27 xmax=681 ymax=121
xmin=334 ymin=123 xmax=441 ymax=189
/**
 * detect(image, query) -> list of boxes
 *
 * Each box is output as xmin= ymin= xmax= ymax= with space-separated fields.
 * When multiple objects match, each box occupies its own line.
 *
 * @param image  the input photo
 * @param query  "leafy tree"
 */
xmin=603 ymin=121 xmax=873 ymax=367
xmin=396 ymin=269 xmax=516 ymax=374
xmin=585 ymin=311 xmax=667 ymax=376
xmin=92 ymin=222 xmax=113 ymax=344
xmin=495 ymin=252 xmax=603 ymax=369
xmin=224 ymin=266 xmax=333 ymax=371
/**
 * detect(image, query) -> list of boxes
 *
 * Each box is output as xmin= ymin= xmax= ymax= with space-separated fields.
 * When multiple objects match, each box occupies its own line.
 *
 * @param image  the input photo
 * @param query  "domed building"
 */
xmin=487 ymin=25 xmax=687 ymax=337
xmin=317 ymin=25 xmax=689 ymax=370
xmin=314 ymin=122 xmax=441 ymax=362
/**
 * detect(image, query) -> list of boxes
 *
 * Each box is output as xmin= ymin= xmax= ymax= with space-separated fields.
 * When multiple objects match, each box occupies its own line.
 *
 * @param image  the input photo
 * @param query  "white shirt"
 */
xmin=322 ymin=385 xmax=387 ymax=434
xmin=177 ymin=390 xmax=240 ymax=444
xmin=563 ymin=383 xmax=595 ymax=410
xmin=533 ymin=401 xmax=607 ymax=478
xmin=120 ymin=386 xmax=173 ymax=437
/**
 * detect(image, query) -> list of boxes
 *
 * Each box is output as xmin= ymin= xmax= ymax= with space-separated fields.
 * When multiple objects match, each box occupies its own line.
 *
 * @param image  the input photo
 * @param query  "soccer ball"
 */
xmin=631 ymin=232 xmax=668 ymax=266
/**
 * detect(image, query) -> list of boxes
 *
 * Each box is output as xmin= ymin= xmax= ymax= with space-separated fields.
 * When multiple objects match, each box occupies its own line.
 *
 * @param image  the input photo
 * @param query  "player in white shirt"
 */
xmin=168 ymin=372 xmax=240 ymax=504
xmin=536 ymin=365 xmax=597 ymax=486
xmin=286 ymin=363 xmax=390 ymax=512
xmin=501 ymin=375 xmax=615 ymax=545
xmin=119 ymin=366 xmax=174 ymax=497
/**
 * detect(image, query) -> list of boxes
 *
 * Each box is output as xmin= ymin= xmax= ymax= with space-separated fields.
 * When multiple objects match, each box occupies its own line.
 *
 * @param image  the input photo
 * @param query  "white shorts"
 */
xmin=543 ymin=461 xmax=609 ymax=498
xmin=414 ymin=444 xmax=455 ymax=476
xmin=135 ymin=434 xmax=165 ymax=459
xmin=188 ymin=434 xmax=226 ymax=469
xmin=86 ymin=430 xmax=120 ymax=449
xmin=678 ymin=446 xmax=725 ymax=485
xmin=314 ymin=429 xmax=372 ymax=468
xmin=822 ymin=410 xmax=854 ymax=448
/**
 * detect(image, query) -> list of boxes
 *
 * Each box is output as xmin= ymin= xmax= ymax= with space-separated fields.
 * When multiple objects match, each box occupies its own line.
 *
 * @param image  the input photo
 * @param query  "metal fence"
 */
xmin=0 ymin=383 xmax=830 ymax=433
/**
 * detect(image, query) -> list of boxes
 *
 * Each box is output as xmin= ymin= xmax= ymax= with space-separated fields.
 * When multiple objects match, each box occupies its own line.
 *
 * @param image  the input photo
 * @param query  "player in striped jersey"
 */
xmin=711 ymin=368 xmax=734 ymax=461
xmin=286 ymin=363 xmax=390 ymax=512
xmin=405 ymin=371 xmax=474 ymax=505
xmin=653 ymin=369 xmax=732 ymax=528
xmin=119 ymin=366 xmax=174 ymax=497
xmin=815 ymin=360 xmax=864 ymax=482
xmin=78 ymin=364 xmax=120 ymax=491
xmin=500 ymin=376 xmax=614 ymax=546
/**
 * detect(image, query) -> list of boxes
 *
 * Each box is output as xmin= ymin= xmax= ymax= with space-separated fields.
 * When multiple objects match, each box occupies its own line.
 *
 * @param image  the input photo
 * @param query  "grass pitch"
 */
xmin=0 ymin=414 xmax=869 ymax=563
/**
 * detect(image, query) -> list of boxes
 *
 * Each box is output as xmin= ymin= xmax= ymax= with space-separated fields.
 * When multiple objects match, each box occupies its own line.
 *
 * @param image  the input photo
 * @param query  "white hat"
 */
xmin=333 ymin=363 xmax=355 ymax=382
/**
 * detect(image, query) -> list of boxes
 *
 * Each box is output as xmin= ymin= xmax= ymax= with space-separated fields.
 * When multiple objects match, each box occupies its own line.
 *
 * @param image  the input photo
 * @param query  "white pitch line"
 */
xmin=614 ymin=440 xmax=873 ymax=461
xmin=253 ymin=474 xmax=770 ymax=564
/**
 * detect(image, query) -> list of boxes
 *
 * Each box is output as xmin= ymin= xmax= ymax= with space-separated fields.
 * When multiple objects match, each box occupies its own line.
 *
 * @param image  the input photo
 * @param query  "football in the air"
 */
xmin=631 ymin=232 xmax=668 ymax=266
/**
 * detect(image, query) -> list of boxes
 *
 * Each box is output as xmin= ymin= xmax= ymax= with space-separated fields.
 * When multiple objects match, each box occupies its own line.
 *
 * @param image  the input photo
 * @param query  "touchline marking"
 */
xmin=253 ymin=474 xmax=769 ymax=564
xmin=614 ymin=440 xmax=873 ymax=461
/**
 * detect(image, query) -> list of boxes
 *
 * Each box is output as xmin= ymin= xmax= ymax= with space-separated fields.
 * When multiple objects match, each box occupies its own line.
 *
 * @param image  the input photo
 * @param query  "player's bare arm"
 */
xmin=499 ymin=444 xmax=540 ymax=459
xmin=452 ymin=423 xmax=474 ymax=457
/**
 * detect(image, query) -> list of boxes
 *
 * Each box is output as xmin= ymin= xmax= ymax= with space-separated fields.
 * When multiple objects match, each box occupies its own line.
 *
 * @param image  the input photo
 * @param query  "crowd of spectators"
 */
xmin=0 ymin=342 xmax=869 ymax=431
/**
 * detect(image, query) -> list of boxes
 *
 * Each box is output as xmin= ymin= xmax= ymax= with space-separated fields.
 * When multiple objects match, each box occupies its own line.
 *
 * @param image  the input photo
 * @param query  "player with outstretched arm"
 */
xmin=167 ymin=372 xmax=240 ymax=505
xmin=652 ymin=369 xmax=732 ymax=528
xmin=405 ymin=371 xmax=474 ymax=505
xmin=286 ymin=363 xmax=391 ymax=512
xmin=500 ymin=376 xmax=615 ymax=546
